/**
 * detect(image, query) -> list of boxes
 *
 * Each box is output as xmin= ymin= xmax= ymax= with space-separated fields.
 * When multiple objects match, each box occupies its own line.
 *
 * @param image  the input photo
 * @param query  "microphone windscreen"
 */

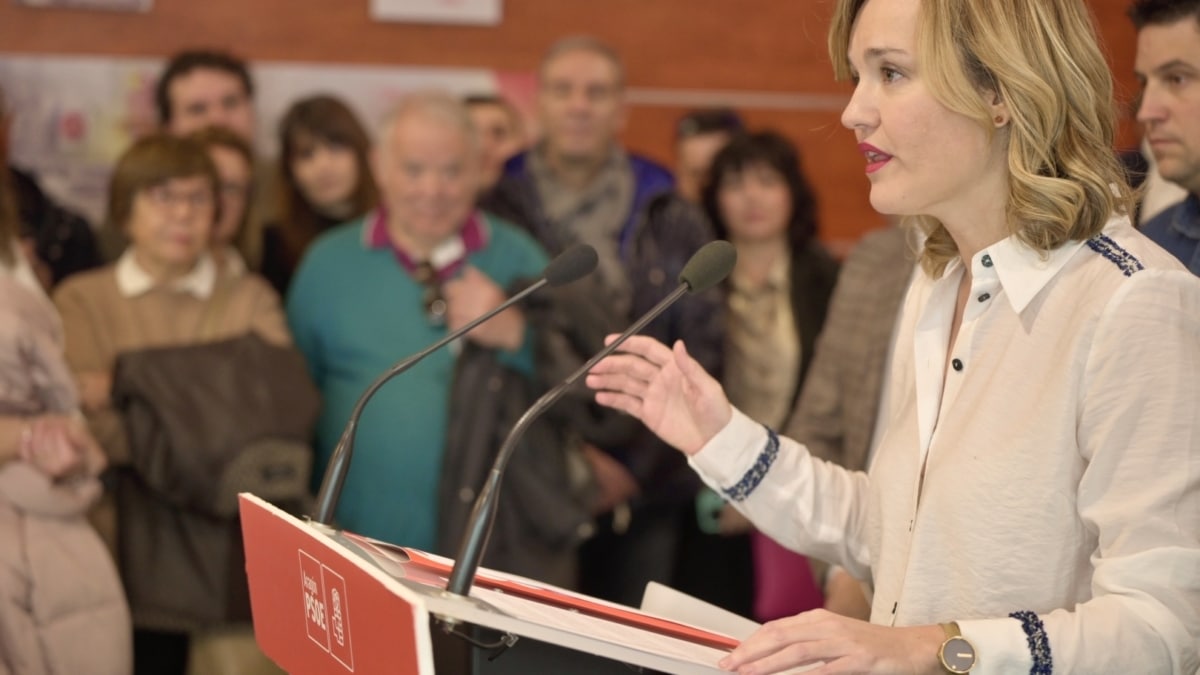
xmin=679 ymin=240 xmax=737 ymax=292
xmin=544 ymin=243 xmax=599 ymax=287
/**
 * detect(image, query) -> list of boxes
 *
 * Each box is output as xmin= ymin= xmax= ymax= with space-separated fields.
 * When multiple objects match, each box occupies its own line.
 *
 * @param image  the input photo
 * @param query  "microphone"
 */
xmin=444 ymin=240 xmax=737 ymax=597
xmin=309 ymin=243 xmax=599 ymax=527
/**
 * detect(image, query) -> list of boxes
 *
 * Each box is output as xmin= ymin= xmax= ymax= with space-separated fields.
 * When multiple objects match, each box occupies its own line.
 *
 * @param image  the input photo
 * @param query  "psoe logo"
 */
xmin=298 ymin=549 xmax=355 ymax=671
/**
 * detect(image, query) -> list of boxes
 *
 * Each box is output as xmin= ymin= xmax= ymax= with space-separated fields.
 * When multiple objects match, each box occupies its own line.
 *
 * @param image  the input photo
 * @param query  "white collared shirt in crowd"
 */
xmin=690 ymin=215 xmax=1200 ymax=674
xmin=114 ymin=250 xmax=216 ymax=300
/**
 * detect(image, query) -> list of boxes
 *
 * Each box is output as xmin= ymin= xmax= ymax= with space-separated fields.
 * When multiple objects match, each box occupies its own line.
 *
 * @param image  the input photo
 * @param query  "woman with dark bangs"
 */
xmin=680 ymin=131 xmax=839 ymax=621
xmin=261 ymin=95 xmax=378 ymax=295
xmin=701 ymin=131 xmax=840 ymax=426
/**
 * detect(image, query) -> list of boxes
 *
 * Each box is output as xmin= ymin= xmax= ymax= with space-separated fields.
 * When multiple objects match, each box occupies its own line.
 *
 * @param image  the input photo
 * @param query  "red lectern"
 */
xmin=239 ymin=494 xmax=740 ymax=674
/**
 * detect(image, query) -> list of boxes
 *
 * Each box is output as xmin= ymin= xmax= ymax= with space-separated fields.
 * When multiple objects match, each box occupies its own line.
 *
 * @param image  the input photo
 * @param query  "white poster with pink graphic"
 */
xmin=0 ymin=53 xmax=535 ymax=224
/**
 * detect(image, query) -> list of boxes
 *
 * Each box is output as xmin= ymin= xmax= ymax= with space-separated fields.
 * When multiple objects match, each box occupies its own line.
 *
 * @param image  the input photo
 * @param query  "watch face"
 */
xmin=941 ymin=636 xmax=976 ymax=673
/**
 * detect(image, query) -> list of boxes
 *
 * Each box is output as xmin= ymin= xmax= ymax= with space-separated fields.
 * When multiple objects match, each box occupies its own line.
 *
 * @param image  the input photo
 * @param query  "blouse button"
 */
xmin=981 ymin=254 xmax=993 ymax=268
xmin=951 ymin=358 xmax=964 ymax=372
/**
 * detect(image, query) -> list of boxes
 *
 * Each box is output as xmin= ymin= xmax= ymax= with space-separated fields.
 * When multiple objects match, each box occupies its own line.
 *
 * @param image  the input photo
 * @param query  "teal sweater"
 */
xmin=286 ymin=215 xmax=547 ymax=549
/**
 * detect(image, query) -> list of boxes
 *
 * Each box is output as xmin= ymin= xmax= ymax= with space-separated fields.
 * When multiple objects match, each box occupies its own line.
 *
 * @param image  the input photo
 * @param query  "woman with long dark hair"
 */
xmin=261 ymin=95 xmax=378 ymax=294
xmin=54 ymin=134 xmax=294 ymax=674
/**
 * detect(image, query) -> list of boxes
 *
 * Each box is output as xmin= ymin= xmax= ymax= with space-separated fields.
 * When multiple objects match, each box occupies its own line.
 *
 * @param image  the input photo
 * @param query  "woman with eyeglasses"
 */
xmin=53 ymin=133 xmax=293 ymax=675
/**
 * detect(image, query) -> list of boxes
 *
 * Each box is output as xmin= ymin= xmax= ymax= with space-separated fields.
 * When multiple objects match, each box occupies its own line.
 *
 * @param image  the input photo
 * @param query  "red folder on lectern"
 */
xmin=239 ymin=493 xmax=738 ymax=674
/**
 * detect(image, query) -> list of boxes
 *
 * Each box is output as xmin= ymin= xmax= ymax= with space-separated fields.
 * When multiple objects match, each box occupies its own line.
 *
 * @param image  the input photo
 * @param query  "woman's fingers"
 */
xmin=725 ymin=640 xmax=841 ymax=674
xmin=728 ymin=614 xmax=820 ymax=664
xmin=587 ymin=350 xmax=661 ymax=381
xmin=593 ymin=390 xmax=645 ymax=418
xmin=65 ymin=418 xmax=107 ymax=474
xmin=602 ymin=334 xmax=674 ymax=367
xmin=586 ymin=369 xmax=653 ymax=401
xmin=38 ymin=434 xmax=82 ymax=478
xmin=673 ymin=339 xmax=718 ymax=391
xmin=718 ymin=611 xmax=934 ymax=675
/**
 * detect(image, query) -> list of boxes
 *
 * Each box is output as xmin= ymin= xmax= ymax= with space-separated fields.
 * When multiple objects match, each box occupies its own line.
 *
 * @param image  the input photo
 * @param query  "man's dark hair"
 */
xmin=155 ymin=49 xmax=254 ymax=125
xmin=463 ymin=93 xmax=509 ymax=109
xmin=676 ymin=108 xmax=745 ymax=141
xmin=1129 ymin=0 xmax=1200 ymax=29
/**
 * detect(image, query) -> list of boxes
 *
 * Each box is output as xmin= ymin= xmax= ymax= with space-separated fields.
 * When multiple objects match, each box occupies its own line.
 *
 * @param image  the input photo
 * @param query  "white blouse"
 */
xmin=690 ymin=216 xmax=1200 ymax=674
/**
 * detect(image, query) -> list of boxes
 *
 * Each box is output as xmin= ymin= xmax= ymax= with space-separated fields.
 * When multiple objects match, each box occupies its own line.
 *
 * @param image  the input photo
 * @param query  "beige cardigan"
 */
xmin=53 ymin=265 xmax=291 ymax=464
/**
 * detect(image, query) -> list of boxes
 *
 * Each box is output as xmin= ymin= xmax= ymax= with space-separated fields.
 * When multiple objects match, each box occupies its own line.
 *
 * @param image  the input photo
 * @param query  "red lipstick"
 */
xmin=858 ymin=143 xmax=893 ymax=174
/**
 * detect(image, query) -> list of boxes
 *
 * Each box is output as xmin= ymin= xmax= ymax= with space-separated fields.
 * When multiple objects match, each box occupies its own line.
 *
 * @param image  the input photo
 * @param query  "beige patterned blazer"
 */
xmin=783 ymin=226 xmax=915 ymax=473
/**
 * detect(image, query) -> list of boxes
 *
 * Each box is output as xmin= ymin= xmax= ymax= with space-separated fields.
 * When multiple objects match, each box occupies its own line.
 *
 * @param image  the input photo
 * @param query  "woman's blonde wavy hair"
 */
xmin=829 ymin=0 xmax=1136 ymax=277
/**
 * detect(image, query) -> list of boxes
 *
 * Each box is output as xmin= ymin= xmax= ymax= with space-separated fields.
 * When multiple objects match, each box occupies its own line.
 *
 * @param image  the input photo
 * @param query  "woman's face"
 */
xmin=718 ymin=163 xmax=792 ymax=244
xmin=839 ymin=0 xmax=1008 ymax=225
xmin=207 ymin=145 xmax=251 ymax=248
xmin=291 ymin=137 xmax=360 ymax=217
xmin=127 ymin=175 xmax=215 ymax=272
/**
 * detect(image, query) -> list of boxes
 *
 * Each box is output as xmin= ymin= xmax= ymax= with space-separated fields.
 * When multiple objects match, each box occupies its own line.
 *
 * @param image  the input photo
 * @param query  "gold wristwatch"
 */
xmin=938 ymin=622 xmax=976 ymax=674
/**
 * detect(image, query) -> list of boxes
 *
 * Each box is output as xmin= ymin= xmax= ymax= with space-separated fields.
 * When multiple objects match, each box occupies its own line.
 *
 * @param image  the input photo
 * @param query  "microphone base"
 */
xmin=304 ymin=519 xmax=340 ymax=537
xmin=428 ymin=612 xmax=633 ymax=674
xmin=433 ymin=589 xmax=499 ymax=618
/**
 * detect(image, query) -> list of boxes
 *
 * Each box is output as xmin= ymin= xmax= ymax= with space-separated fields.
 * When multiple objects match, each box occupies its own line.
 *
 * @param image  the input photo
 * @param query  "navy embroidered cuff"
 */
xmin=721 ymin=426 xmax=779 ymax=502
xmin=1009 ymin=610 xmax=1052 ymax=675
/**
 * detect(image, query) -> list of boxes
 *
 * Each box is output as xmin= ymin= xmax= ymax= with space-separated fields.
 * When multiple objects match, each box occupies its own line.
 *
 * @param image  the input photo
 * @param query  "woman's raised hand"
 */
xmin=587 ymin=336 xmax=732 ymax=456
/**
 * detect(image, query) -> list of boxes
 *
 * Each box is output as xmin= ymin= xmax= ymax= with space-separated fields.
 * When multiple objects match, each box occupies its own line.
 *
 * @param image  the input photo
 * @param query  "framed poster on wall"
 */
xmin=369 ymin=0 xmax=501 ymax=25
xmin=15 ymin=0 xmax=151 ymax=11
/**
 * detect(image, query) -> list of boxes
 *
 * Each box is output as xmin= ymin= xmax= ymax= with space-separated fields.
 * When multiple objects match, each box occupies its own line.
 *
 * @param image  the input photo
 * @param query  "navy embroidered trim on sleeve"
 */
xmin=1009 ymin=610 xmax=1053 ymax=674
xmin=1086 ymin=234 xmax=1144 ymax=277
xmin=721 ymin=427 xmax=779 ymax=502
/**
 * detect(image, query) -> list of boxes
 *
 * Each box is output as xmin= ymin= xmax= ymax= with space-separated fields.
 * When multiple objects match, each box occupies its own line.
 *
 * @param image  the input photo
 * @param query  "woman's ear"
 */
xmin=988 ymin=92 xmax=1011 ymax=128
